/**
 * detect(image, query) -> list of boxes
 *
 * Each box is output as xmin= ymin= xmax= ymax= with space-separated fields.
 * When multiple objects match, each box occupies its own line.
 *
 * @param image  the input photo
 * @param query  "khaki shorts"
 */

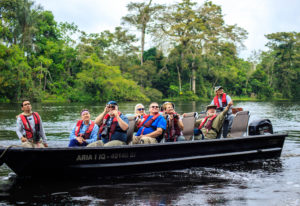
xmin=21 ymin=140 xmax=45 ymax=148
xmin=87 ymin=140 xmax=126 ymax=147
xmin=132 ymin=136 xmax=158 ymax=144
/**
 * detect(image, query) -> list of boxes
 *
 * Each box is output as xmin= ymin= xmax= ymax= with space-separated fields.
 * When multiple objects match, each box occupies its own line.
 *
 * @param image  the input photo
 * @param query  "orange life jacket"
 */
xmin=75 ymin=120 xmax=95 ymax=139
xmin=198 ymin=114 xmax=217 ymax=131
xmin=19 ymin=112 xmax=41 ymax=140
xmin=99 ymin=112 xmax=122 ymax=141
xmin=213 ymin=93 xmax=227 ymax=108
xmin=138 ymin=113 xmax=160 ymax=135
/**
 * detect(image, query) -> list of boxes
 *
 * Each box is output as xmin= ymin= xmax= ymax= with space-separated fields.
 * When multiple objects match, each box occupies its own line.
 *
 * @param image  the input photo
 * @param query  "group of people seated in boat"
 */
xmin=16 ymin=86 xmax=234 ymax=148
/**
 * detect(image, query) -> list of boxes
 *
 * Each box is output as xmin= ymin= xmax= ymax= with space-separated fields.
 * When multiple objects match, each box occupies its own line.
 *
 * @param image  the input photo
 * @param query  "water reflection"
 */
xmin=0 ymin=101 xmax=300 ymax=205
xmin=0 ymin=159 xmax=283 ymax=205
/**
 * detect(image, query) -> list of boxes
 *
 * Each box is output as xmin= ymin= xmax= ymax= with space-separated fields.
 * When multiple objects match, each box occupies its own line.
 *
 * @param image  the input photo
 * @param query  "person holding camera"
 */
xmin=134 ymin=103 xmax=146 ymax=123
xmin=162 ymin=102 xmax=185 ymax=142
xmin=68 ymin=109 xmax=99 ymax=147
xmin=133 ymin=103 xmax=147 ymax=135
xmin=87 ymin=101 xmax=129 ymax=147
xmin=211 ymin=86 xmax=234 ymax=138
xmin=132 ymin=102 xmax=167 ymax=144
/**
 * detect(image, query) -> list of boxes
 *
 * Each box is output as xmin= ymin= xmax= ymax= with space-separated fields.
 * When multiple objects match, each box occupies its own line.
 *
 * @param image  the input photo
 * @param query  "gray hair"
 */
xmin=134 ymin=103 xmax=144 ymax=114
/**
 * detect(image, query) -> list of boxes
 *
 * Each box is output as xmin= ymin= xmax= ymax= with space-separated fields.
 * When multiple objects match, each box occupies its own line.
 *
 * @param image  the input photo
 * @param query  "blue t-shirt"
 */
xmin=136 ymin=115 xmax=167 ymax=136
xmin=100 ymin=114 xmax=129 ymax=144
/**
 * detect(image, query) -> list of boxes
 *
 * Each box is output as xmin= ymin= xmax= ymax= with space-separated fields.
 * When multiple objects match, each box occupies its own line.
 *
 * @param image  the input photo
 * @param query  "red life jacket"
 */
xmin=99 ymin=112 xmax=122 ymax=141
xmin=213 ymin=93 xmax=227 ymax=108
xmin=198 ymin=114 xmax=217 ymax=131
xmin=19 ymin=112 xmax=41 ymax=139
xmin=138 ymin=113 xmax=160 ymax=135
xmin=75 ymin=120 xmax=95 ymax=139
xmin=164 ymin=113 xmax=182 ymax=142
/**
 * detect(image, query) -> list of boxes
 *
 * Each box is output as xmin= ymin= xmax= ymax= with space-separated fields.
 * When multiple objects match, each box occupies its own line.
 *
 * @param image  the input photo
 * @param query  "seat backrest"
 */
xmin=230 ymin=111 xmax=250 ymax=137
xmin=182 ymin=112 xmax=196 ymax=140
xmin=126 ymin=116 xmax=136 ymax=144
xmin=198 ymin=112 xmax=206 ymax=120
xmin=232 ymin=107 xmax=243 ymax=115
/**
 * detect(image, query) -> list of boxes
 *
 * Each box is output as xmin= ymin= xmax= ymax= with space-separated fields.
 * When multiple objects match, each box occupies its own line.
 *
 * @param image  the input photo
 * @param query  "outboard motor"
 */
xmin=248 ymin=119 xmax=273 ymax=135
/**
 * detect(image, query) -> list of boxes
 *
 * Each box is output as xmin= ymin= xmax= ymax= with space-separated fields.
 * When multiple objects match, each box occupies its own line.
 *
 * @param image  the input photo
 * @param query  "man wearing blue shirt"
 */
xmin=68 ymin=109 xmax=99 ymax=147
xmin=87 ymin=101 xmax=129 ymax=147
xmin=132 ymin=102 xmax=167 ymax=144
xmin=211 ymin=86 xmax=234 ymax=138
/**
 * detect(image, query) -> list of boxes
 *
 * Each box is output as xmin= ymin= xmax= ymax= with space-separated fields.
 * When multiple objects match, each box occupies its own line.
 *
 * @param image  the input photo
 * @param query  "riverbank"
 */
xmin=163 ymin=95 xmax=290 ymax=102
xmin=0 ymin=94 xmax=291 ymax=104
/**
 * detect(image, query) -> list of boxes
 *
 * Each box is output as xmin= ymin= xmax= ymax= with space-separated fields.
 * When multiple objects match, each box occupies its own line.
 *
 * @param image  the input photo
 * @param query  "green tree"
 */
xmin=264 ymin=32 xmax=300 ymax=98
xmin=0 ymin=0 xmax=42 ymax=53
xmin=0 ymin=44 xmax=34 ymax=101
xmin=71 ymin=54 xmax=148 ymax=102
xmin=122 ymin=0 xmax=165 ymax=65
xmin=156 ymin=0 xmax=247 ymax=96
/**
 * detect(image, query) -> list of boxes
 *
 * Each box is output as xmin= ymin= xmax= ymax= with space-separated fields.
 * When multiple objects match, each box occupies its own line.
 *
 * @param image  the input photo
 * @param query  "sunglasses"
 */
xmin=107 ymin=105 xmax=116 ymax=109
xmin=151 ymin=106 xmax=159 ymax=109
xmin=137 ymin=108 xmax=145 ymax=111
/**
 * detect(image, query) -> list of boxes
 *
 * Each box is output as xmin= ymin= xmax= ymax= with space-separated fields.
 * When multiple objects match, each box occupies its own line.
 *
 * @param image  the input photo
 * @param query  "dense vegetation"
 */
xmin=0 ymin=0 xmax=299 ymax=103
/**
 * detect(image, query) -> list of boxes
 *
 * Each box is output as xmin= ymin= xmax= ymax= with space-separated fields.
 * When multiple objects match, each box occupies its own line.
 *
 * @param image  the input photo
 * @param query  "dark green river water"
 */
xmin=0 ymin=101 xmax=299 ymax=205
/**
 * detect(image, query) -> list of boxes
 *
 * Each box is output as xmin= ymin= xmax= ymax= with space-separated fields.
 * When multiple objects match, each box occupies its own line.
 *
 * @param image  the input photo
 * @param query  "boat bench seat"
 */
xmin=230 ymin=111 xmax=250 ymax=137
xmin=127 ymin=112 xmax=197 ymax=143
xmin=126 ymin=116 xmax=136 ymax=144
xmin=182 ymin=112 xmax=197 ymax=140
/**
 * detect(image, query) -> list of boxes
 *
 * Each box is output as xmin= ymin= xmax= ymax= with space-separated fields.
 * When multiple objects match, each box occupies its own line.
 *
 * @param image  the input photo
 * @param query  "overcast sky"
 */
xmin=35 ymin=0 xmax=300 ymax=59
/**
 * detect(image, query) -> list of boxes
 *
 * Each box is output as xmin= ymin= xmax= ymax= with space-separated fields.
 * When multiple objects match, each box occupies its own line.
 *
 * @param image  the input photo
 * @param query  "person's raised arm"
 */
xmin=112 ymin=110 xmax=128 ymax=131
xmin=95 ymin=106 xmax=109 ymax=125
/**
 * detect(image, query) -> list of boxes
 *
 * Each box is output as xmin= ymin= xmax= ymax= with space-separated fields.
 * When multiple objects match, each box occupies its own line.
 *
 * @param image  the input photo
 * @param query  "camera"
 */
xmin=101 ymin=126 xmax=109 ymax=137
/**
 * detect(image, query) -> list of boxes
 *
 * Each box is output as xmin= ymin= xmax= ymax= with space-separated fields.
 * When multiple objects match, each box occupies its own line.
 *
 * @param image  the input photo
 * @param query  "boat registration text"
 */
xmin=76 ymin=152 xmax=136 ymax=161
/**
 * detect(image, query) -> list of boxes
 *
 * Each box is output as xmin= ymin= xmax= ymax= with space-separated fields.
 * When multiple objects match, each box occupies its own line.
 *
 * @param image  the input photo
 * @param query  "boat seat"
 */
xmin=232 ymin=107 xmax=243 ymax=115
xmin=197 ymin=112 xmax=206 ymax=120
xmin=230 ymin=111 xmax=250 ymax=137
xmin=182 ymin=112 xmax=196 ymax=140
xmin=126 ymin=116 xmax=136 ymax=144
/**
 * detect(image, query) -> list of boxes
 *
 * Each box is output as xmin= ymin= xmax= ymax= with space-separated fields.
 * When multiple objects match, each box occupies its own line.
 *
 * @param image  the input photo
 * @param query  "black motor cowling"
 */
xmin=248 ymin=119 xmax=273 ymax=135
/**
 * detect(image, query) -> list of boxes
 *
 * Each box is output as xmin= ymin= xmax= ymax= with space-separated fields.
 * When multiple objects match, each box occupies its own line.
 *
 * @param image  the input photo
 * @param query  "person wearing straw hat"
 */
xmin=195 ymin=101 xmax=233 ymax=139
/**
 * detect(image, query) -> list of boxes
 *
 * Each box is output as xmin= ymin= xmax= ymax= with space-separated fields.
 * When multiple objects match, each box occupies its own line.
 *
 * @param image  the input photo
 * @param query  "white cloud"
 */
xmin=214 ymin=0 xmax=300 ymax=57
xmin=35 ymin=0 xmax=300 ymax=59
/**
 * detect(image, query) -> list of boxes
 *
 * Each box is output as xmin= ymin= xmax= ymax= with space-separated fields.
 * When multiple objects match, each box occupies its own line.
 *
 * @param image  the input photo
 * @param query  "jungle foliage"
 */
xmin=0 ymin=0 xmax=299 ymax=103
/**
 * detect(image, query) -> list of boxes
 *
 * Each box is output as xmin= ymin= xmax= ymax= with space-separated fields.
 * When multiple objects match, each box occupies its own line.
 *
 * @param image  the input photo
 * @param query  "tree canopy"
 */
xmin=0 ymin=0 xmax=299 ymax=103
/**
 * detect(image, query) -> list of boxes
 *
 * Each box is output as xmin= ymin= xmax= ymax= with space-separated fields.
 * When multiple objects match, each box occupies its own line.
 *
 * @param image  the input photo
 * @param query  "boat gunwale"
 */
xmin=0 ymin=132 xmax=287 ymax=152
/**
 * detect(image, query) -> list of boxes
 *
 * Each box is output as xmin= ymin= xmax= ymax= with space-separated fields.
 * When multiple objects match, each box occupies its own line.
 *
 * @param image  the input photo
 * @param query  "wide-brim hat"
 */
xmin=206 ymin=104 xmax=217 ymax=111
xmin=214 ymin=86 xmax=223 ymax=92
